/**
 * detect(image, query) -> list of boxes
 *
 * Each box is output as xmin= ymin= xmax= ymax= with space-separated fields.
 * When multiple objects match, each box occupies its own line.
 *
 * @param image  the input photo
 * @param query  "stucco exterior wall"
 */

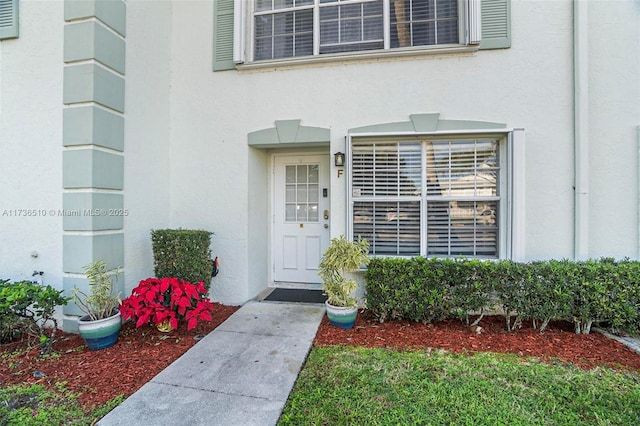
xmin=587 ymin=0 xmax=640 ymax=258
xmin=0 ymin=1 xmax=64 ymax=287
xmin=122 ymin=0 xmax=172 ymax=292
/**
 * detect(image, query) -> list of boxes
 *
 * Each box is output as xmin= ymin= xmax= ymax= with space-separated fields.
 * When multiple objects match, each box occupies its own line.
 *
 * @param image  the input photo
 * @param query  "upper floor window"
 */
xmin=213 ymin=0 xmax=510 ymax=71
xmin=252 ymin=0 xmax=475 ymax=61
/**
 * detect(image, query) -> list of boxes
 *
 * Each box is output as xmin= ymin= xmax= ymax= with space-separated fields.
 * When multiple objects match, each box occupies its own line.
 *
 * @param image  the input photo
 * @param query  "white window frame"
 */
xmin=346 ymin=128 xmax=524 ymax=260
xmin=238 ymin=0 xmax=481 ymax=65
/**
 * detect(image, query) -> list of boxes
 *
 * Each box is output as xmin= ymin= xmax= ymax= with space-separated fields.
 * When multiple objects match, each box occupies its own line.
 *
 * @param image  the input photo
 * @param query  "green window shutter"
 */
xmin=480 ymin=0 xmax=510 ymax=50
xmin=213 ymin=0 xmax=235 ymax=71
xmin=0 ymin=0 xmax=19 ymax=40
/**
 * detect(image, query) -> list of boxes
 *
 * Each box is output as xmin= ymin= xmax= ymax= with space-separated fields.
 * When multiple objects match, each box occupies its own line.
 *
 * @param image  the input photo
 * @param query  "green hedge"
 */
xmin=151 ymin=229 xmax=213 ymax=290
xmin=365 ymin=257 xmax=640 ymax=334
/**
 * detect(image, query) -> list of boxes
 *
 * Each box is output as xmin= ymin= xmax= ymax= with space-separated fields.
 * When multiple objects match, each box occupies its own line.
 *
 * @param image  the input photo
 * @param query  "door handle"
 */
xmin=323 ymin=210 xmax=329 ymax=220
xmin=324 ymin=224 xmax=329 ymax=229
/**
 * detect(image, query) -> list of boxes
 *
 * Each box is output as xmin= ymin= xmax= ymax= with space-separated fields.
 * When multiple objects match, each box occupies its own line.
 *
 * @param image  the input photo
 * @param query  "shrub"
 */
xmin=365 ymin=257 xmax=453 ymax=323
xmin=491 ymin=260 xmax=529 ymax=331
xmin=319 ymin=236 xmax=369 ymax=308
xmin=72 ymin=260 xmax=121 ymax=321
xmin=611 ymin=258 xmax=640 ymax=332
xmin=365 ymin=257 xmax=640 ymax=334
xmin=571 ymin=258 xmax=640 ymax=334
xmin=120 ymin=277 xmax=214 ymax=331
xmin=525 ymin=260 xmax=573 ymax=332
xmin=0 ymin=279 xmax=70 ymax=354
xmin=151 ymin=229 xmax=213 ymax=290
xmin=448 ymin=259 xmax=494 ymax=326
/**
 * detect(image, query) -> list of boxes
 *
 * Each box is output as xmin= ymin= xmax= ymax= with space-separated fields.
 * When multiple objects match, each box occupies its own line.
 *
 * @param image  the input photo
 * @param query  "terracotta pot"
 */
xmin=325 ymin=301 xmax=357 ymax=330
xmin=77 ymin=310 xmax=121 ymax=351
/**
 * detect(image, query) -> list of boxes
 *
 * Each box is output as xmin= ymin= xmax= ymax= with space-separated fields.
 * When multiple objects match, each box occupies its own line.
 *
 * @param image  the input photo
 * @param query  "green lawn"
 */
xmin=279 ymin=346 xmax=640 ymax=425
xmin=0 ymin=383 xmax=123 ymax=426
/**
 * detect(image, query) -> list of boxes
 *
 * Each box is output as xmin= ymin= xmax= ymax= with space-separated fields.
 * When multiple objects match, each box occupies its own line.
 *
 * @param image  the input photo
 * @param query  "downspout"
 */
xmin=574 ymin=0 xmax=589 ymax=260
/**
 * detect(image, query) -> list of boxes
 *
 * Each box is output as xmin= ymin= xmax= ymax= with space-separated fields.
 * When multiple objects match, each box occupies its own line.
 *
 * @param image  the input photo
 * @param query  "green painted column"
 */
xmin=62 ymin=0 xmax=126 ymax=332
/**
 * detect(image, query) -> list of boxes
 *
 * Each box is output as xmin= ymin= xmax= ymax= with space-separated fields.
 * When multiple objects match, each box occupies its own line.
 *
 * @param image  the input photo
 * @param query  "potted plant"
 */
xmin=319 ymin=235 xmax=369 ymax=329
xmin=73 ymin=260 xmax=122 ymax=350
xmin=119 ymin=277 xmax=214 ymax=331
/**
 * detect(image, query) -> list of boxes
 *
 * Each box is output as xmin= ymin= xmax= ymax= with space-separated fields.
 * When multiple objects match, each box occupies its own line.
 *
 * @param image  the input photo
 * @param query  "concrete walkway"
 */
xmin=97 ymin=301 xmax=326 ymax=426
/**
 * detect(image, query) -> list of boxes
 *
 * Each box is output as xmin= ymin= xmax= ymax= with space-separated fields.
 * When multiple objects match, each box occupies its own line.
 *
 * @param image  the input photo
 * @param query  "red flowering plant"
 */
xmin=119 ymin=277 xmax=214 ymax=331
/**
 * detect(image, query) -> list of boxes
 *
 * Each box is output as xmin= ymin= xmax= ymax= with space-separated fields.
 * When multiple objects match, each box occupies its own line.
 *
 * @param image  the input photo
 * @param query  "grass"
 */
xmin=0 ymin=382 xmax=124 ymax=426
xmin=0 ymin=343 xmax=123 ymax=425
xmin=279 ymin=347 xmax=640 ymax=425
xmin=3 ymin=333 xmax=640 ymax=425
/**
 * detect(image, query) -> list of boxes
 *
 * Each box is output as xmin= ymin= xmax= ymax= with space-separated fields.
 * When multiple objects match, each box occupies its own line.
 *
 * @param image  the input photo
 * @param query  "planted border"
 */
xmin=365 ymin=257 xmax=640 ymax=334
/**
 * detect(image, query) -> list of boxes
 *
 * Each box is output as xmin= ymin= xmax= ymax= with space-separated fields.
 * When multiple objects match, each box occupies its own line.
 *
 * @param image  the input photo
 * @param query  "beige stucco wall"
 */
xmin=587 ymin=0 xmax=640 ymax=258
xmin=0 ymin=1 xmax=64 ymax=287
xmin=122 ymin=0 xmax=173 ymax=290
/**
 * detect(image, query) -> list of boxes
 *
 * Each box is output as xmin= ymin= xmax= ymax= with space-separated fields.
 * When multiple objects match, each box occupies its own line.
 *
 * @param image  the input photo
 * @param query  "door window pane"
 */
xmin=286 ymin=204 xmax=296 ymax=221
xmin=286 ymin=185 xmax=296 ymax=202
xmin=297 ymin=165 xmax=308 ymax=183
xmin=308 ymin=164 xmax=319 ymax=183
xmin=309 ymin=203 xmax=319 ymax=221
xmin=297 ymin=186 xmax=308 ymax=202
xmin=286 ymin=165 xmax=296 ymax=183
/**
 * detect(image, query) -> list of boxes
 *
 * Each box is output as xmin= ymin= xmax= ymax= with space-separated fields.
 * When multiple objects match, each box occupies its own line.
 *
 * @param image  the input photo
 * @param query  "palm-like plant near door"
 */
xmin=319 ymin=235 xmax=369 ymax=329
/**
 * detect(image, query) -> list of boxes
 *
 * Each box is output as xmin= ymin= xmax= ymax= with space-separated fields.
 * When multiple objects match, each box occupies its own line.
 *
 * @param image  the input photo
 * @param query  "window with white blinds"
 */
xmin=351 ymin=138 xmax=501 ymax=258
xmin=253 ymin=0 xmax=466 ymax=61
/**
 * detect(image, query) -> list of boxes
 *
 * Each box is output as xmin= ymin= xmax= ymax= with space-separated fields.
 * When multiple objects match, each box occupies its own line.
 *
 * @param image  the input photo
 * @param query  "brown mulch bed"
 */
xmin=0 ymin=303 xmax=240 ymax=409
xmin=2 ymin=305 xmax=640 ymax=412
xmin=315 ymin=311 xmax=640 ymax=371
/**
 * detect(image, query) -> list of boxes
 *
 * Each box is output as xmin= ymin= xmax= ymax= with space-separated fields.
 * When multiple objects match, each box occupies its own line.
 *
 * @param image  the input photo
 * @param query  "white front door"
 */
xmin=273 ymin=155 xmax=330 ymax=284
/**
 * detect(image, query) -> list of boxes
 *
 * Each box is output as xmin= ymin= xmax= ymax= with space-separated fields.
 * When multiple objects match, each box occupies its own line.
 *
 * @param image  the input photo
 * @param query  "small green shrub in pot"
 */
xmin=73 ymin=260 xmax=121 ymax=321
xmin=151 ymin=229 xmax=214 ymax=290
xmin=319 ymin=236 xmax=369 ymax=329
xmin=73 ymin=260 xmax=122 ymax=350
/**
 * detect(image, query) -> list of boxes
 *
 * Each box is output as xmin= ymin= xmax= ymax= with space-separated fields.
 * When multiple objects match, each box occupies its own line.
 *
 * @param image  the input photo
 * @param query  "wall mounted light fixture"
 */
xmin=334 ymin=152 xmax=345 ymax=167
